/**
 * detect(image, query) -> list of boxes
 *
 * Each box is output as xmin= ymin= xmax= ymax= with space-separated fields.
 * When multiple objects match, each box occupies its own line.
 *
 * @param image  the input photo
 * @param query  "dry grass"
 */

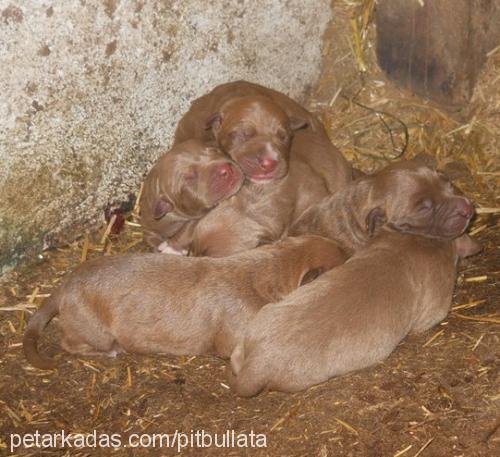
xmin=312 ymin=0 xmax=499 ymax=210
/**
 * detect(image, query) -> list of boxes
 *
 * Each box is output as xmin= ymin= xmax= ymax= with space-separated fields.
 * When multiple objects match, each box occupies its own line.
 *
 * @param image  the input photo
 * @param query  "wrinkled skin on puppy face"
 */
xmin=208 ymin=96 xmax=307 ymax=183
xmin=290 ymin=158 xmax=475 ymax=258
xmin=151 ymin=140 xmax=244 ymax=220
xmin=369 ymin=161 xmax=475 ymax=239
xmin=140 ymin=139 xmax=244 ymax=251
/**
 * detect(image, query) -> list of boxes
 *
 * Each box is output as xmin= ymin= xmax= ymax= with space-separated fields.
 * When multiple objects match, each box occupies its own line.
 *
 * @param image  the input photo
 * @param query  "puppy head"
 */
xmin=152 ymin=139 xmax=244 ymax=220
xmin=364 ymin=159 xmax=475 ymax=239
xmin=206 ymin=95 xmax=307 ymax=183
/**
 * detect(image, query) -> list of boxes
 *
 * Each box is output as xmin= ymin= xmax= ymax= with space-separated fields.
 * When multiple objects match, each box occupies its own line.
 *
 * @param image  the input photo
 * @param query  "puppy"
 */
xmin=140 ymin=139 xmax=244 ymax=253
xmin=228 ymin=232 xmax=480 ymax=396
xmin=166 ymin=82 xmax=352 ymax=256
xmin=23 ymin=236 xmax=347 ymax=369
xmin=290 ymin=158 xmax=475 ymax=255
xmin=174 ymin=80 xmax=326 ymax=183
xmin=189 ymin=129 xmax=353 ymax=257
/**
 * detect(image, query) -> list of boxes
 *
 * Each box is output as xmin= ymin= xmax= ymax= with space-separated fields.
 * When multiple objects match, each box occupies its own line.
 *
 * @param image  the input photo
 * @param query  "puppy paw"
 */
xmin=158 ymin=241 xmax=187 ymax=256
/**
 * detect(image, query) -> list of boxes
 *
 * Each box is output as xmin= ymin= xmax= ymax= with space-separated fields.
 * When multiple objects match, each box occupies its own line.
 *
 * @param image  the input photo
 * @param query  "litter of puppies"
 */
xmin=22 ymin=80 xmax=487 ymax=396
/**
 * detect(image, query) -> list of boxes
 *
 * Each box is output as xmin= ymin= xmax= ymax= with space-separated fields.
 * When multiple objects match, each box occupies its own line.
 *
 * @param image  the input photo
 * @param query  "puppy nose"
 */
xmin=257 ymin=156 xmax=278 ymax=172
xmin=455 ymin=198 xmax=475 ymax=219
xmin=218 ymin=163 xmax=234 ymax=179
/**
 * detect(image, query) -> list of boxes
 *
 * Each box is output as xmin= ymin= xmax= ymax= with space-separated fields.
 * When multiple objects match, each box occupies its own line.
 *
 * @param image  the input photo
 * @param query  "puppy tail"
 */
xmin=23 ymin=295 xmax=59 ymax=369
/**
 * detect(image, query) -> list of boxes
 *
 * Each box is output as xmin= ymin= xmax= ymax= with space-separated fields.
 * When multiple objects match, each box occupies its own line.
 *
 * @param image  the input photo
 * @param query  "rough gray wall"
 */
xmin=0 ymin=0 xmax=332 ymax=273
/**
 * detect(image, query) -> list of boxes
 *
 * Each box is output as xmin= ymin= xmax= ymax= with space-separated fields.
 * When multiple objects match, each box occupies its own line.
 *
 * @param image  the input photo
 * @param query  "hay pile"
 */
xmin=311 ymin=0 xmax=499 ymax=214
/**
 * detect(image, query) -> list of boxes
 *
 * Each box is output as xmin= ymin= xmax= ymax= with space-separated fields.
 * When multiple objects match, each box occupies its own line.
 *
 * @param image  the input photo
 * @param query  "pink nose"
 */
xmin=455 ymin=198 xmax=475 ymax=219
xmin=258 ymin=156 xmax=278 ymax=173
xmin=218 ymin=163 xmax=234 ymax=179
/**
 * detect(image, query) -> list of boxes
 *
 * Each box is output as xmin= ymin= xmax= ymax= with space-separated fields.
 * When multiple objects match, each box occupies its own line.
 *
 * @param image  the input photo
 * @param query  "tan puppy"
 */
xmin=174 ymin=80 xmax=327 ymax=182
xmin=23 ymin=236 xmax=347 ymax=369
xmin=140 ymin=139 xmax=244 ymax=253
xmin=165 ymin=81 xmax=352 ymax=256
xmin=290 ymin=158 xmax=475 ymax=255
xmin=228 ymin=232 xmax=480 ymax=396
xmin=189 ymin=129 xmax=352 ymax=256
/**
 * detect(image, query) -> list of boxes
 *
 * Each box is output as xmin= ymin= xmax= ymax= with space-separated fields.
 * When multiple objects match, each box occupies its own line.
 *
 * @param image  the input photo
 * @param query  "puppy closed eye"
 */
xmin=416 ymin=198 xmax=434 ymax=214
xmin=230 ymin=126 xmax=256 ymax=143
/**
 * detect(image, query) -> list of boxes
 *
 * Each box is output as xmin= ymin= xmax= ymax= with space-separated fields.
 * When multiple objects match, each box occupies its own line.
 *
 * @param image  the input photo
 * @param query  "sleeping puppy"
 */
xmin=188 ymin=129 xmax=352 ymax=257
xmin=228 ymin=231 xmax=480 ymax=396
xmin=23 ymin=235 xmax=347 ymax=369
xmin=228 ymin=165 xmax=478 ymax=396
xmin=140 ymin=139 xmax=244 ymax=253
xmin=165 ymin=82 xmax=351 ymax=256
xmin=174 ymin=80 xmax=325 ymax=183
xmin=290 ymin=157 xmax=475 ymax=255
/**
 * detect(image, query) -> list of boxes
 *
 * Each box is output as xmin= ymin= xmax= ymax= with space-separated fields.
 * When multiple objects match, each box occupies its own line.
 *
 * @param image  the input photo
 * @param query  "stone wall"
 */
xmin=0 ymin=0 xmax=332 ymax=273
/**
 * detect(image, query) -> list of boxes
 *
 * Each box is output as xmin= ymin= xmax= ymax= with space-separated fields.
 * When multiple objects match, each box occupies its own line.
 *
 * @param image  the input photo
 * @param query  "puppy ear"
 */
xmin=365 ymin=207 xmax=387 ymax=237
xmin=205 ymin=112 xmax=222 ymax=132
xmin=299 ymin=267 xmax=325 ymax=287
xmin=412 ymin=153 xmax=437 ymax=169
xmin=454 ymin=234 xmax=482 ymax=259
xmin=152 ymin=197 xmax=173 ymax=220
xmin=436 ymin=170 xmax=451 ymax=181
xmin=440 ymin=159 xmax=472 ymax=181
xmin=289 ymin=117 xmax=308 ymax=131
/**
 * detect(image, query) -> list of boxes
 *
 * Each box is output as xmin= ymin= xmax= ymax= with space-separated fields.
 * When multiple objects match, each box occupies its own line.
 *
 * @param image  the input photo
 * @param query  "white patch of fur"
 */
xmin=158 ymin=241 xmax=187 ymax=256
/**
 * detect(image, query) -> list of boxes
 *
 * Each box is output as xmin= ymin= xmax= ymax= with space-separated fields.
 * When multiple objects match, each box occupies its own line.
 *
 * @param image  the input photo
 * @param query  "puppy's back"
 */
xmin=229 ymin=232 xmax=458 ymax=395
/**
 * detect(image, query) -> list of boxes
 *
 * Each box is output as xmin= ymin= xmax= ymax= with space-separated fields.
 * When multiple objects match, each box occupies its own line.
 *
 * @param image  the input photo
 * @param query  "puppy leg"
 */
xmin=191 ymin=220 xmax=265 ymax=257
xmin=228 ymin=346 xmax=268 ymax=397
xmin=226 ymin=360 xmax=268 ymax=397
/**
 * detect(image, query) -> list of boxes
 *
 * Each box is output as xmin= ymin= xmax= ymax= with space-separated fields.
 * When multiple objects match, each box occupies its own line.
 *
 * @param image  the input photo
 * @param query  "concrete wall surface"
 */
xmin=0 ymin=0 xmax=332 ymax=273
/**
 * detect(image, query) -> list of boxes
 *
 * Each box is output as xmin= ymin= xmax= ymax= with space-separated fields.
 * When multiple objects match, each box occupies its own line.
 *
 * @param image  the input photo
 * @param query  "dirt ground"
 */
xmin=0 ymin=221 xmax=499 ymax=457
xmin=1 ymin=3 xmax=499 ymax=456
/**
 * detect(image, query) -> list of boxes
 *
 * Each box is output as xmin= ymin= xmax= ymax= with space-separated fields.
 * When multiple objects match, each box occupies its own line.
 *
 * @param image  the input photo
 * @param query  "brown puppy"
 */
xmin=290 ymin=158 xmax=475 ymax=255
xmin=174 ymin=80 xmax=326 ymax=182
xmin=140 ymin=139 xmax=244 ymax=253
xmin=189 ymin=129 xmax=352 ymax=256
xmin=23 ymin=236 xmax=347 ymax=369
xmin=228 ymin=232 xmax=480 ymax=396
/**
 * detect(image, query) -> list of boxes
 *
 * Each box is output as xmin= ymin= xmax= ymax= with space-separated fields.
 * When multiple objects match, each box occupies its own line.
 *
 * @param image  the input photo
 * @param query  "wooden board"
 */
xmin=376 ymin=0 xmax=500 ymax=106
